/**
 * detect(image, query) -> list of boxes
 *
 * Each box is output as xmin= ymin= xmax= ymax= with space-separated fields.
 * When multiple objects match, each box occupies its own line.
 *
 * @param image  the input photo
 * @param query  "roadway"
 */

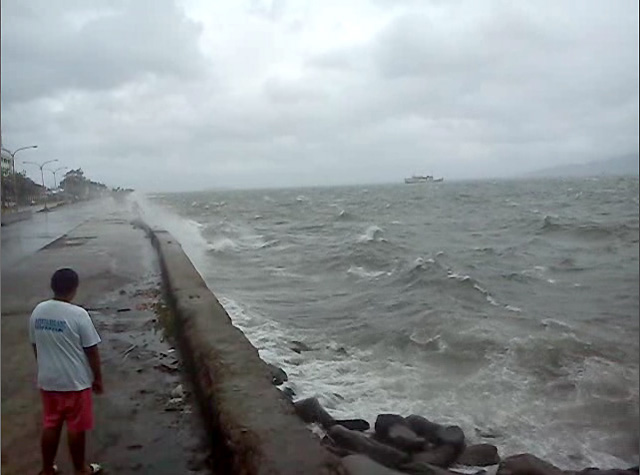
xmin=1 ymin=199 xmax=115 ymax=270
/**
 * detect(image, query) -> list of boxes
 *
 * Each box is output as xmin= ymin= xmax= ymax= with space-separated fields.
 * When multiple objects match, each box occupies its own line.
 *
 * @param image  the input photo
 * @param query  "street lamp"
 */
xmin=23 ymin=159 xmax=58 ymax=211
xmin=1 ymin=145 xmax=38 ymax=206
xmin=46 ymin=166 xmax=68 ymax=189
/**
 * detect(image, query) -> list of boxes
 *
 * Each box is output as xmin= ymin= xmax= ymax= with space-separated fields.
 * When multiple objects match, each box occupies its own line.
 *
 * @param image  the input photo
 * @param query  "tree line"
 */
xmin=1 ymin=167 xmax=110 ymax=207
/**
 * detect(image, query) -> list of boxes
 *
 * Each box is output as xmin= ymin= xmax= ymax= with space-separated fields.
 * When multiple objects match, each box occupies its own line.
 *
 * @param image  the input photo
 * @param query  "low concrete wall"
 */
xmin=148 ymin=227 xmax=345 ymax=475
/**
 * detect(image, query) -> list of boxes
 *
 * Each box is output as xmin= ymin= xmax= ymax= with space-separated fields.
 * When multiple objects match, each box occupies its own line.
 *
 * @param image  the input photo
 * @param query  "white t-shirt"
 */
xmin=29 ymin=299 xmax=101 ymax=392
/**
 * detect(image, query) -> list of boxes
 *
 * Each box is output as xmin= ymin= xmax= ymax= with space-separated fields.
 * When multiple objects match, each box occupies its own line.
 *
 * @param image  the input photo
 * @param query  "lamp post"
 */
xmin=47 ymin=166 xmax=68 ymax=189
xmin=1 ymin=145 xmax=38 ymax=206
xmin=23 ymin=159 xmax=58 ymax=211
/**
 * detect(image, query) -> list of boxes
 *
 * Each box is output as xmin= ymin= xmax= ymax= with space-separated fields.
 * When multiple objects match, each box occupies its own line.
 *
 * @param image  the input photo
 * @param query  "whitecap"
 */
xmin=409 ymin=331 xmax=447 ymax=352
xmin=448 ymin=272 xmax=471 ymax=282
xmin=187 ymin=219 xmax=204 ymax=229
xmin=412 ymin=257 xmax=435 ymax=270
xmin=473 ymin=283 xmax=489 ymax=294
xmin=269 ymin=267 xmax=304 ymax=279
xmin=357 ymin=225 xmax=385 ymax=243
xmin=521 ymin=266 xmax=548 ymax=280
xmin=541 ymin=319 xmax=572 ymax=331
xmin=258 ymin=239 xmax=280 ymax=249
xmin=207 ymin=237 xmax=238 ymax=252
xmin=347 ymin=265 xmax=387 ymax=280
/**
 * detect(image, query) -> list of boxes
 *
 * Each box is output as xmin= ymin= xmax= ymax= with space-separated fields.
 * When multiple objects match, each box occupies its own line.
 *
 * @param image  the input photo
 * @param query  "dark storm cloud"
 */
xmin=1 ymin=0 xmax=206 ymax=106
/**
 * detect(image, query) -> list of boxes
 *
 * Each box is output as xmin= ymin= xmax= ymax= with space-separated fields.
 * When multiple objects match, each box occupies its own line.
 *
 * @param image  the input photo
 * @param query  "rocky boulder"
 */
xmin=413 ymin=445 xmax=459 ymax=468
xmin=374 ymin=414 xmax=426 ymax=452
xmin=336 ymin=419 xmax=371 ymax=432
xmin=435 ymin=425 xmax=465 ymax=453
xmin=294 ymin=397 xmax=336 ymax=429
xmin=457 ymin=444 xmax=500 ymax=466
xmin=401 ymin=461 xmax=461 ymax=475
xmin=406 ymin=415 xmax=442 ymax=444
xmin=290 ymin=340 xmax=313 ymax=354
xmin=376 ymin=414 xmax=409 ymax=436
xmin=497 ymin=454 xmax=564 ymax=475
xmin=293 ymin=396 xmax=369 ymax=432
xmin=329 ymin=425 xmax=410 ymax=468
xmin=266 ymin=363 xmax=288 ymax=386
xmin=342 ymin=455 xmax=407 ymax=475
xmin=280 ymin=386 xmax=296 ymax=401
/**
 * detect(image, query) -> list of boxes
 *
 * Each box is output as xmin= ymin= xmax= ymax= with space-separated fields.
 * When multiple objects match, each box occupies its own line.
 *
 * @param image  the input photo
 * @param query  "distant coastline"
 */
xmin=525 ymin=154 xmax=639 ymax=178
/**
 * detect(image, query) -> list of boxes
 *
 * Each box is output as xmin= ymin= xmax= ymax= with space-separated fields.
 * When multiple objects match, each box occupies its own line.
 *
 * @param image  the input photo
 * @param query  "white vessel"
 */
xmin=404 ymin=175 xmax=444 ymax=184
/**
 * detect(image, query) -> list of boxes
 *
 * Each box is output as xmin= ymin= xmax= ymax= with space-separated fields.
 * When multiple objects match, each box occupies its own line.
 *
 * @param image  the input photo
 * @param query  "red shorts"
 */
xmin=41 ymin=388 xmax=93 ymax=432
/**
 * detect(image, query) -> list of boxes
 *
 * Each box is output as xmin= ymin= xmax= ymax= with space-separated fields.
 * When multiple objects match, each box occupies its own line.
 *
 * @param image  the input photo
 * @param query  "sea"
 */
xmin=135 ymin=176 xmax=639 ymax=469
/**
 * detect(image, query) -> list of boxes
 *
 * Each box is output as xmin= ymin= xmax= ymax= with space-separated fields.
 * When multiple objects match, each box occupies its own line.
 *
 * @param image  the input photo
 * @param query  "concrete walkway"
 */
xmin=1 ymin=208 xmax=210 ymax=474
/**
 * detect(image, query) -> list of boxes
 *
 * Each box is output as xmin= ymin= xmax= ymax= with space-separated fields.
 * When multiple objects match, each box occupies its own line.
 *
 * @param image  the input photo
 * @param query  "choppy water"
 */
xmin=138 ymin=177 xmax=639 ymax=468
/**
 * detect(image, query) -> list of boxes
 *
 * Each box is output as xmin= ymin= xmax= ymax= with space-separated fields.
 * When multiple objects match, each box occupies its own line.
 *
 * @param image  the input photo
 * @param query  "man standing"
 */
xmin=30 ymin=268 xmax=103 ymax=474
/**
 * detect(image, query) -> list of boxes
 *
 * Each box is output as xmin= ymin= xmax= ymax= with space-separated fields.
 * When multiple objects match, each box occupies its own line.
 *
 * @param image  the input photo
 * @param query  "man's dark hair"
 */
xmin=51 ymin=268 xmax=79 ymax=296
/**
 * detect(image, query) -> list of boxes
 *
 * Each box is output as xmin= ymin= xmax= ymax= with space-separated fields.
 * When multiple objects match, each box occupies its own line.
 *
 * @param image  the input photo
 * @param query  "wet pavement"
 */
xmin=1 ymin=205 xmax=211 ymax=474
xmin=1 ymin=200 xmax=109 ymax=270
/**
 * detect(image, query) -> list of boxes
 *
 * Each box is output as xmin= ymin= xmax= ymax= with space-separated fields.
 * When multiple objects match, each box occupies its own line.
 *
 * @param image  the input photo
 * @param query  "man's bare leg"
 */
xmin=67 ymin=430 xmax=91 ymax=474
xmin=41 ymin=425 xmax=63 ymax=474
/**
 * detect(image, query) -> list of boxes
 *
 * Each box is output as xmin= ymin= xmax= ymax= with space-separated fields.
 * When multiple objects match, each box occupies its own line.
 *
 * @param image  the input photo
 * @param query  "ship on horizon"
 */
xmin=404 ymin=175 xmax=444 ymax=184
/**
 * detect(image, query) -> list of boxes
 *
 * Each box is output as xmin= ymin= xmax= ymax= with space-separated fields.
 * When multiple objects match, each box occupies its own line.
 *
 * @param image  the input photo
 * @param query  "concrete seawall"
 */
xmin=147 ymin=226 xmax=346 ymax=475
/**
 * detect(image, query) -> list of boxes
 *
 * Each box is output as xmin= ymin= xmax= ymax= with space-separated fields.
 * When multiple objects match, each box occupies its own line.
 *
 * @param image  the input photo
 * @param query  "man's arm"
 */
xmin=83 ymin=344 xmax=103 ymax=394
xmin=29 ymin=313 xmax=37 ymax=360
xmin=78 ymin=309 xmax=103 ymax=393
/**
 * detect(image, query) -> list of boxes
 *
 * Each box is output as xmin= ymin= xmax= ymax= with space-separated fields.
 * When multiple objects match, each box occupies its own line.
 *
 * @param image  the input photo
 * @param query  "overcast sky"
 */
xmin=1 ymin=0 xmax=638 ymax=190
